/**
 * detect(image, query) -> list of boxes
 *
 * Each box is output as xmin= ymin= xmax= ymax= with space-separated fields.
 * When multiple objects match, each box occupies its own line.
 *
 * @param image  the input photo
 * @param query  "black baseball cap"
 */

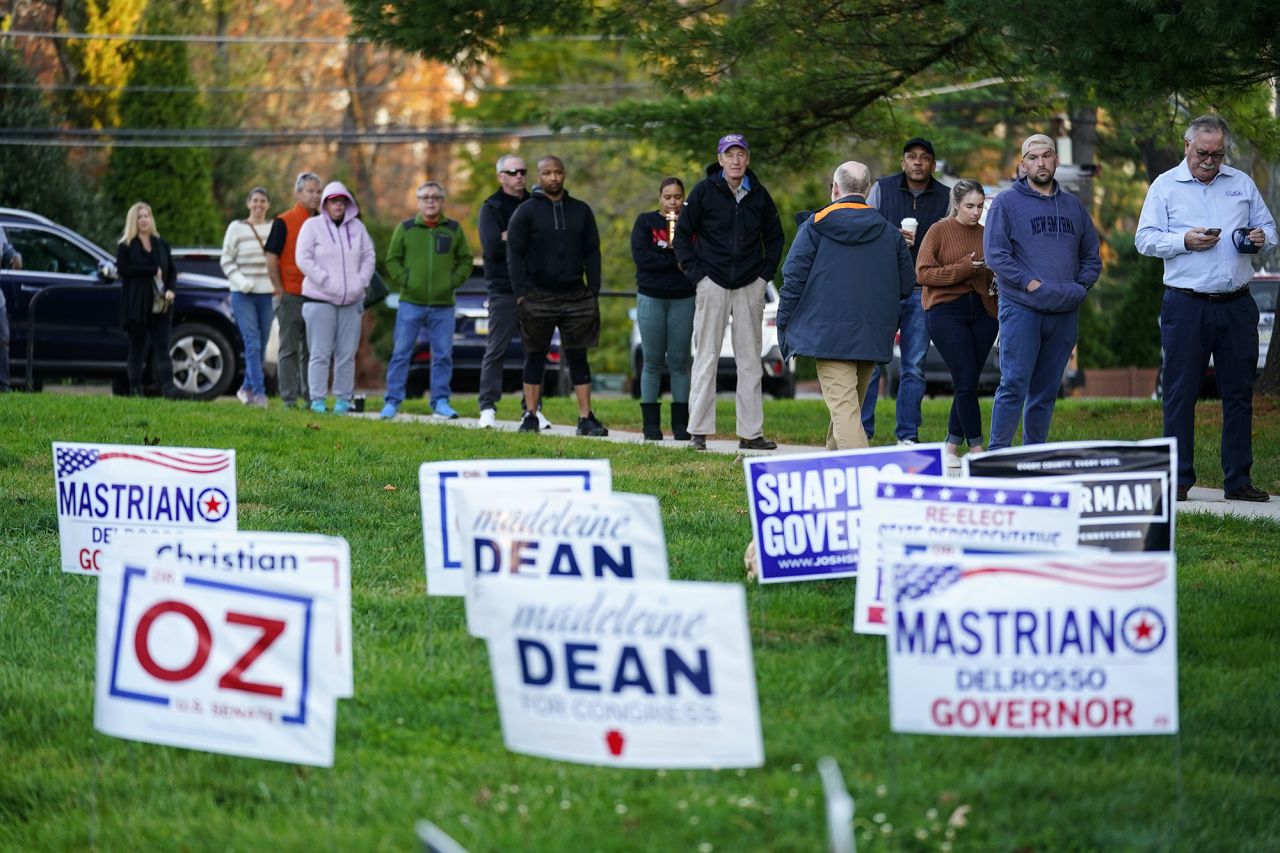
xmin=903 ymin=137 xmax=935 ymax=157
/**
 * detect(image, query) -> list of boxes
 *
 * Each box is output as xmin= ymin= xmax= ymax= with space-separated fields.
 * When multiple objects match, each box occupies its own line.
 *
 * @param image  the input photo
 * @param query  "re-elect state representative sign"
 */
xmin=95 ymin=558 xmax=339 ymax=766
xmin=109 ymin=531 xmax=354 ymax=698
xmin=854 ymin=474 xmax=1081 ymax=635
xmin=743 ymin=445 xmax=944 ymax=583
xmin=53 ymin=442 xmax=237 ymax=574
xmin=419 ymin=459 xmax=611 ymax=597
xmin=888 ymin=552 xmax=1178 ymax=737
xmin=451 ymin=487 xmax=669 ymax=638
xmin=478 ymin=578 xmax=764 ymax=768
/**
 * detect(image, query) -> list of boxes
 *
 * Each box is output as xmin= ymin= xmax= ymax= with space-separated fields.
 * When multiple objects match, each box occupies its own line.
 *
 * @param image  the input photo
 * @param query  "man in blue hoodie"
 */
xmin=778 ymin=161 xmax=915 ymax=449
xmin=983 ymin=133 xmax=1102 ymax=449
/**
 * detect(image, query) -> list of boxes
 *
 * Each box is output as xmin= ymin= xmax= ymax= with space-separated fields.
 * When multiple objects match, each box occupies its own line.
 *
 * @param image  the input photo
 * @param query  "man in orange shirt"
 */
xmin=265 ymin=172 xmax=322 ymax=408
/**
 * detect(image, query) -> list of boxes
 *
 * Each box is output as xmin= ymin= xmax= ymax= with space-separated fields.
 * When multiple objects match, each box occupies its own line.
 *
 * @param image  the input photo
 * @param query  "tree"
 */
xmin=102 ymin=5 xmax=222 ymax=245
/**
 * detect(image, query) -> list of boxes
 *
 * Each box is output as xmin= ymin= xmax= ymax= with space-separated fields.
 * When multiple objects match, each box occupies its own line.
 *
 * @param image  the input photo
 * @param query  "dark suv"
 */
xmin=1 ymin=209 xmax=244 ymax=399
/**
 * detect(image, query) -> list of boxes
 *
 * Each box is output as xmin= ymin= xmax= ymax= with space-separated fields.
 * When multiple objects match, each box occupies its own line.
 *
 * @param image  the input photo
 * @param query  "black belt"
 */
xmin=1164 ymin=285 xmax=1250 ymax=303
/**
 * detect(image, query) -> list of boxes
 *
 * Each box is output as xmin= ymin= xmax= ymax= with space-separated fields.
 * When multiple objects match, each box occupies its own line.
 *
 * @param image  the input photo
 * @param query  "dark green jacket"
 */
xmin=385 ymin=215 xmax=473 ymax=306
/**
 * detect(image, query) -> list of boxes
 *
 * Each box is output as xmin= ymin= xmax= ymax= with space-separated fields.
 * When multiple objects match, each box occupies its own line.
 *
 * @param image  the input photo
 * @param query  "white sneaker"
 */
xmin=477 ymin=408 xmax=497 ymax=429
xmin=536 ymin=409 xmax=552 ymax=430
xmin=896 ymin=438 xmax=918 ymax=447
xmin=236 ymin=388 xmax=252 ymax=405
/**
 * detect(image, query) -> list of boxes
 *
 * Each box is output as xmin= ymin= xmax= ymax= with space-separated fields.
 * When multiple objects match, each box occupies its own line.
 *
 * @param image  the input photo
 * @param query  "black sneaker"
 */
xmin=1176 ymin=485 xmax=1190 ymax=502
xmin=1224 ymin=484 xmax=1270 ymax=502
xmin=739 ymin=435 xmax=778 ymax=450
xmin=690 ymin=435 xmax=706 ymax=450
xmin=576 ymin=411 xmax=609 ymax=436
xmin=518 ymin=412 xmax=540 ymax=433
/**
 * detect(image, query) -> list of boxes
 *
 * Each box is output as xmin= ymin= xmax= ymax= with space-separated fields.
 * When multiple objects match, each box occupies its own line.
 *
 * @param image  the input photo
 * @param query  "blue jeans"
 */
xmin=989 ymin=301 xmax=1077 ymax=450
xmin=231 ymin=291 xmax=274 ymax=396
xmin=385 ymin=301 xmax=455 ymax=407
xmin=1160 ymin=288 xmax=1259 ymax=491
xmin=862 ymin=287 xmax=926 ymax=441
xmin=636 ymin=294 xmax=695 ymax=403
xmin=926 ymin=293 xmax=998 ymax=446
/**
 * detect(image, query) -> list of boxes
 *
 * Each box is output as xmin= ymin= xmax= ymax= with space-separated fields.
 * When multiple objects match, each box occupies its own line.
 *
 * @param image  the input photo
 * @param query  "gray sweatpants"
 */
xmin=276 ymin=292 xmax=310 ymax=404
xmin=302 ymin=300 xmax=363 ymax=404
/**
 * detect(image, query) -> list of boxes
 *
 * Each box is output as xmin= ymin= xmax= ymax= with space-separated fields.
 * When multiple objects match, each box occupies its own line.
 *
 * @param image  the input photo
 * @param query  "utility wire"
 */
xmin=2 ymin=29 xmax=618 ymax=46
xmin=0 ymin=81 xmax=654 ymax=95
xmin=0 ymin=124 xmax=613 ymax=148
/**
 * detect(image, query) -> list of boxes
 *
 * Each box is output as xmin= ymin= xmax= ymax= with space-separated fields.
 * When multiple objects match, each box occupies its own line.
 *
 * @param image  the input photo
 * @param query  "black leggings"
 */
xmin=523 ymin=348 xmax=590 ymax=386
xmin=126 ymin=313 xmax=174 ymax=396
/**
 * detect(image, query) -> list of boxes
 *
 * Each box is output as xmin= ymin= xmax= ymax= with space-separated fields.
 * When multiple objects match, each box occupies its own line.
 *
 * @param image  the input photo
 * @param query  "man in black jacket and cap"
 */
xmin=674 ymin=133 xmax=785 ymax=450
xmin=507 ymin=155 xmax=609 ymax=436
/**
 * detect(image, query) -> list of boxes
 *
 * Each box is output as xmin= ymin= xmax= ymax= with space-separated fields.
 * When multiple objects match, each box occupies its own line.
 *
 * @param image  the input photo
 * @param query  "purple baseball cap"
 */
xmin=717 ymin=133 xmax=749 ymax=155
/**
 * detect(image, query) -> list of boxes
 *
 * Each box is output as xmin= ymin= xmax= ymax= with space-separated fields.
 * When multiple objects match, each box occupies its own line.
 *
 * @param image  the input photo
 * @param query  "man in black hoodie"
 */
xmin=674 ymin=134 xmax=785 ymax=450
xmin=507 ymin=155 xmax=608 ymax=436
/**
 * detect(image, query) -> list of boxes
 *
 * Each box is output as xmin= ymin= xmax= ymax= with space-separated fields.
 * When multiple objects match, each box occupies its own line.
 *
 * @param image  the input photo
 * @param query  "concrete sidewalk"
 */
xmin=365 ymin=410 xmax=1280 ymax=523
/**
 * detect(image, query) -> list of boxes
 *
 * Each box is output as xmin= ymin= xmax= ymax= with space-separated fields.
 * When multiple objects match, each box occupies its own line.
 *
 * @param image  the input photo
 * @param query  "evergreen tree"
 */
xmin=103 ymin=6 xmax=221 ymax=245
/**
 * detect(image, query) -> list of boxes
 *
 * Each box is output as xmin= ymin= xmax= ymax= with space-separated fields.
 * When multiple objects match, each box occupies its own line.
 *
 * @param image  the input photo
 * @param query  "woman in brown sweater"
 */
xmin=916 ymin=179 xmax=997 ymax=463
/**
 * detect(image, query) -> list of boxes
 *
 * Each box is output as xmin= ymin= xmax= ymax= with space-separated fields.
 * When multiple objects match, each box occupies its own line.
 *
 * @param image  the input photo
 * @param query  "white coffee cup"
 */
xmin=901 ymin=217 xmax=918 ymax=245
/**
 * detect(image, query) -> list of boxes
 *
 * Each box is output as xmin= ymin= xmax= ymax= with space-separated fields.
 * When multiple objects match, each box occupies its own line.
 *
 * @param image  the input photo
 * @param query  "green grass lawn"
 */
xmin=1 ymin=392 xmax=1278 ymax=851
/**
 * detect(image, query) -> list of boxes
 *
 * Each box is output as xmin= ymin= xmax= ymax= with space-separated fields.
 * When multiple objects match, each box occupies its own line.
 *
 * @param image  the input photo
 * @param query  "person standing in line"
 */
xmin=630 ymin=176 xmax=695 ymax=441
xmin=475 ymin=154 xmax=547 ymax=429
xmin=380 ymin=181 xmax=474 ymax=420
xmin=114 ymin=202 xmax=176 ymax=398
xmin=295 ymin=181 xmax=375 ymax=414
xmin=778 ymin=161 xmax=914 ymax=449
xmin=220 ymin=186 xmax=275 ymax=408
xmin=264 ymin=172 xmax=322 ymax=408
xmin=860 ymin=137 xmax=952 ymax=445
xmin=1136 ymin=114 xmax=1276 ymax=502
xmin=506 ymin=155 xmax=608 ymax=436
xmin=983 ymin=133 xmax=1102 ymax=449
xmin=674 ymin=133 xmax=784 ymax=451
xmin=915 ymin=179 xmax=998 ymax=465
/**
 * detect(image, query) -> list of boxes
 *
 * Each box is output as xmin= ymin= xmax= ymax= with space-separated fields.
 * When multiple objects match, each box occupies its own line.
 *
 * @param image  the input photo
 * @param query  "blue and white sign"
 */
xmin=888 ymin=552 xmax=1178 ymax=737
xmin=743 ymin=445 xmax=944 ymax=583
xmin=109 ymin=531 xmax=354 ymax=698
xmin=478 ymin=578 xmax=764 ymax=768
xmin=94 ymin=558 xmax=340 ymax=766
xmin=419 ymin=459 xmax=612 ymax=597
xmin=451 ymin=486 xmax=669 ymax=637
xmin=53 ymin=442 xmax=237 ymax=574
xmin=854 ymin=474 xmax=1081 ymax=634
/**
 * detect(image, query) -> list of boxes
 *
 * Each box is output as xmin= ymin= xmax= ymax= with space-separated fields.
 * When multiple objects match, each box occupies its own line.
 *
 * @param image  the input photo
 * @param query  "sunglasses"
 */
xmin=417 ymin=195 xmax=445 ymax=201
xmin=500 ymin=169 xmax=527 ymax=176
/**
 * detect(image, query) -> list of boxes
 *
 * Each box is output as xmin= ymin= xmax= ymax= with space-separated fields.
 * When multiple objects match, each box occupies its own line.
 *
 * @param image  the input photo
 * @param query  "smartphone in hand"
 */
xmin=1204 ymin=228 xmax=1222 ymax=236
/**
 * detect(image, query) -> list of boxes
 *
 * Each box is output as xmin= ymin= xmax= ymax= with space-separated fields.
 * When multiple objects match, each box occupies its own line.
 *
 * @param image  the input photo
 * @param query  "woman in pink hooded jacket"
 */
xmin=296 ymin=181 xmax=376 ymax=413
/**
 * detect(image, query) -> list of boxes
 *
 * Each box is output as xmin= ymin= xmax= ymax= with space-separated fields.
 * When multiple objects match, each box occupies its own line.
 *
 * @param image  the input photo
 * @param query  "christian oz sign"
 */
xmin=854 ymin=474 xmax=1081 ymax=635
xmin=478 ymin=578 xmax=764 ymax=768
xmin=419 ymin=459 xmax=612 ymax=596
xmin=743 ymin=445 xmax=944 ymax=583
xmin=95 ymin=557 xmax=340 ymax=765
xmin=109 ymin=531 xmax=354 ymax=697
xmin=53 ymin=442 xmax=237 ymax=574
xmin=450 ymin=486 xmax=669 ymax=637
xmin=963 ymin=439 xmax=1175 ymax=552
xmin=888 ymin=552 xmax=1178 ymax=737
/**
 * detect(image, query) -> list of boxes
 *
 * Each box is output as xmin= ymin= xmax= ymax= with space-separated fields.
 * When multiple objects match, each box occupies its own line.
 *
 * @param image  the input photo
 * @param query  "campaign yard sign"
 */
xmin=419 ymin=459 xmax=612 ymax=597
xmin=743 ymin=445 xmax=945 ymax=583
xmin=888 ymin=552 xmax=1178 ymax=737
xmin=963 ymin=439 xmax=1175 ymax=552
xmin=53 ymin=442 xmax=237 ymax=574
xmin=854 ymin=474 xmax=1081 ymax=635
xmin=95 ymin=556 xmax=340 ymax=766
xmin=477 ymin=578 xmax=764 ymax=768
xmin=450 ymin=487 xmax=669 ymax=638
xmin=108 ymin=531 xmax=355 ymax=698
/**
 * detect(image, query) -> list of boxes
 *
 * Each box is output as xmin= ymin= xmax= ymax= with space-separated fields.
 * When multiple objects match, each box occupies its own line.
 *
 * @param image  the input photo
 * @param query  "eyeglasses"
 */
xmin=417 ymin=194 xmax=445 ymax=201
xmin=1192 ymin=148 xmax=1226 ymax=161
xmin=500 ymin=169 xmax=527 ymax=176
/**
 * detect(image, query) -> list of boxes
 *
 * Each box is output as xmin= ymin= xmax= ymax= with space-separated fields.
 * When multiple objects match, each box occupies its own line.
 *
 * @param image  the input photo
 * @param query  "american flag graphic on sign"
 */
xmin=56 ymin=447 xmax=232 ymax=479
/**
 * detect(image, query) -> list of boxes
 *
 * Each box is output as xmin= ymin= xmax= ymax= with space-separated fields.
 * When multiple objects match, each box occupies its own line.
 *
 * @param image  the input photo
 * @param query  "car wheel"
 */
xmin=405 ymin=371 xmax=428 ymax=400
xmin=886 ymin=366 xmax=901 ymax=400
xmin=542 ymin=365 xmax=573 ymax=398
xmin=170 ymin=322 xmax=236 ymax=400
xmin=768 ymin=368 xmax=796 ymax=399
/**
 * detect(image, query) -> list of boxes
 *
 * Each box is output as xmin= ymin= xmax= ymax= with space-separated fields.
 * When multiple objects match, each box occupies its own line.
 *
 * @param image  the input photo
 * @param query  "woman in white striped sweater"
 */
xmin=220 ymin=186 xmax=275 ymax=407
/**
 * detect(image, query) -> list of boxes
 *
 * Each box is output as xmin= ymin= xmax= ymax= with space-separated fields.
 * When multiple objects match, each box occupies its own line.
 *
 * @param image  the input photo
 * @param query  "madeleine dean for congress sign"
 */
xmin=53 ymin=442 xmax=237 ymax=574
xmin=743 ymin=445 xmax=944 ymax=583
xmin=451 ymin=487 xmax=669 ymax=638
xmin=888 ymin=552 xmax=1178 ymax=737
xmin=477 ymin=578 xmax=764 ymax=769
xmin=419 ymin=459 xmax=612 ymax=597
xmin=95 ymin=556 xmax=340 ymax=766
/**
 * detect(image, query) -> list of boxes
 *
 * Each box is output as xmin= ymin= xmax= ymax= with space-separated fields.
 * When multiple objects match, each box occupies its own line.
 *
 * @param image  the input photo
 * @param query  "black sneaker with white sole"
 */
xmin=518 ymin=412 xmax=540 ymax=433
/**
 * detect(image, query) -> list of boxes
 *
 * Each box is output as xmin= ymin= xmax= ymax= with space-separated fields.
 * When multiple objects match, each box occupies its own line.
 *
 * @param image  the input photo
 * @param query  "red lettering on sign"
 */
xmin=135 ymin=601 xmax=212 ymax=681
xmin=218 ymin=612 xmax=287 ymax=697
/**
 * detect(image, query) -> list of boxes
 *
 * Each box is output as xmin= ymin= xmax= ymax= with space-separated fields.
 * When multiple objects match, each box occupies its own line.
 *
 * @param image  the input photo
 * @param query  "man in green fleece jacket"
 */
xmin=381 ymin=181 xmax=474 ymax=419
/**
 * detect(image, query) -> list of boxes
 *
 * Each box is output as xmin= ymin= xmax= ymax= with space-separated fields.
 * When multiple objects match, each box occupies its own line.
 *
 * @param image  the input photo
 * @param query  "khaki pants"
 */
xmin=816 ymin=359 xmax=875 ymax=450
xmin=688 ymin=277 xmax=765 ymax=438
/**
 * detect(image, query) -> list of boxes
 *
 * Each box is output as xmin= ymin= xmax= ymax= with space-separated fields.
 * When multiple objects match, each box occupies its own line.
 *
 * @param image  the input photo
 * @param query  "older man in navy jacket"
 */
xmin=778 ymin=161 xmax=915 ymax=449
